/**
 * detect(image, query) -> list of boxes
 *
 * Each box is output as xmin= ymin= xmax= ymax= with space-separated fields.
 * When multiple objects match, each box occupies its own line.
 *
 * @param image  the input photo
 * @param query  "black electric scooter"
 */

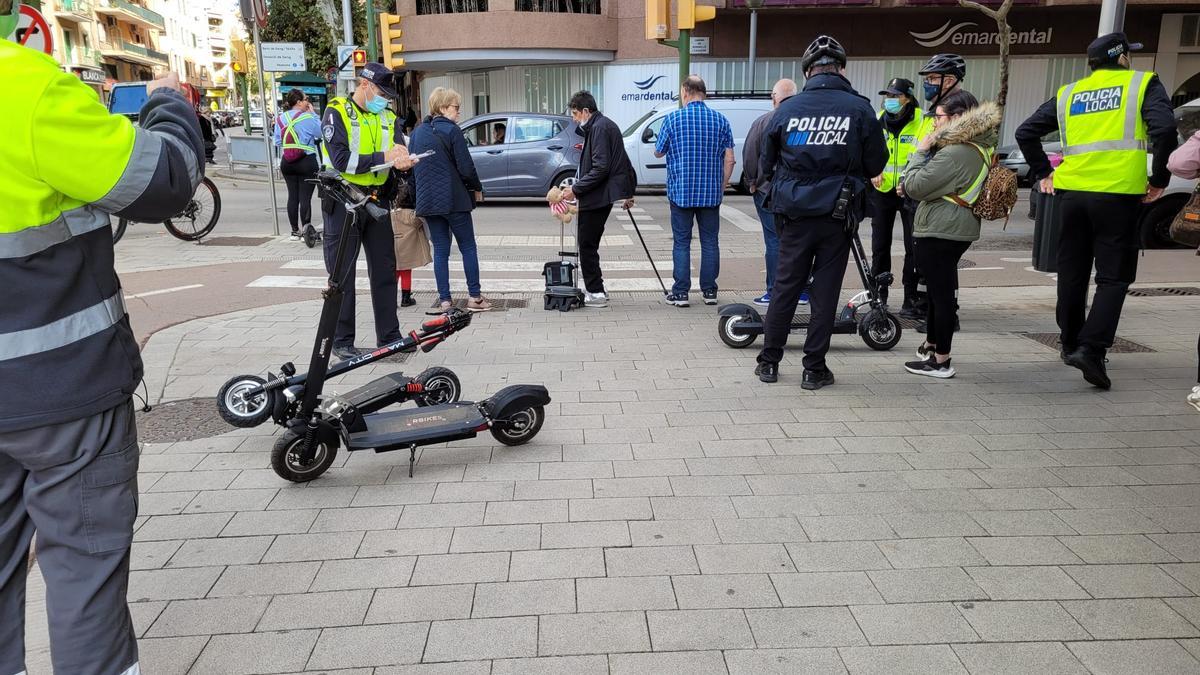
xmin=217 ymin=171 xmax=551 ymax=482
xmin=717 ymin=222 xmax=903 ymax=352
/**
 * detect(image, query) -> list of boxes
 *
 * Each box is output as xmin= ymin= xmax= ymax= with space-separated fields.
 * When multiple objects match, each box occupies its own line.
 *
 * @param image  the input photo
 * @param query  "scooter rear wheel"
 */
xmin=490 ymin=405 xmax=545 ymax=446
xmin=272 ymin=430 xmax=338 ymax=483
xmin=718 ymin=314 xmax=758 ymax=349
xmin=217 ymin=375 xmax=273 ymax=428
xmin=415 ymin=367 xmax=462 ymax=406
xmin=861 ymin=312 xmax=903 ymax=351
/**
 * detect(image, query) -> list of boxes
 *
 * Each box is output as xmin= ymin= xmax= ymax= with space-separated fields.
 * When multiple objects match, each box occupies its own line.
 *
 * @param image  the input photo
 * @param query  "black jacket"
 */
xmin=759 ymin=73 xmax=888 ymax=219
xmin=1015 ymin=67 xmax=1178 ymax=189
xmin=572 ymin=111 xmax=637 ymax=211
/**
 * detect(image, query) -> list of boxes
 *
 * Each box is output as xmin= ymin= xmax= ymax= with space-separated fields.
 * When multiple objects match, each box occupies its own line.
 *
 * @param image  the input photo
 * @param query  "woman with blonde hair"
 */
xmin=410 ymin=87 xmax=491 ymax=313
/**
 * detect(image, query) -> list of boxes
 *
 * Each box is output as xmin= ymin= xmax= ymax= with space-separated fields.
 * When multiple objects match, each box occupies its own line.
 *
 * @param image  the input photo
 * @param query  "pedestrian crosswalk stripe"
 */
xmin=279 ymin=260 xmax=675 ymax=272
xmin=719 ymin=204 xmax=763 ymax=232
xmin=248 ymin=275 xmax=688 ymax=292
xmin=475 ymin=235 xmax=633 ymax=247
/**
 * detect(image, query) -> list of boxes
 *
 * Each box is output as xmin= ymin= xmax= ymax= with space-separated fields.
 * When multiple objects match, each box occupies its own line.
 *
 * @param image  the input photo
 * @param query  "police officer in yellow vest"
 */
xmin=320 ymin=62 xmax=418 ymax=360
xmin=1016 ymin=33 xmax=1178 ymax=390
xmin=871 ymin=78 xmax=924 ymax=312
xmin=0 ymin=29 xmax=203 ymax=675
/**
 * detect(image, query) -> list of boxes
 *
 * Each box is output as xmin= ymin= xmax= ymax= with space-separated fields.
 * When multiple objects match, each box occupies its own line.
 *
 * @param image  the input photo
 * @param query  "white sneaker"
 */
xmin=584 ymin=292 xmax=609 ymax=308
xmin=289 ymin=233 xmax=301 ymax=241
xmin=1188 ymin=385 xmax=1200 ymax=413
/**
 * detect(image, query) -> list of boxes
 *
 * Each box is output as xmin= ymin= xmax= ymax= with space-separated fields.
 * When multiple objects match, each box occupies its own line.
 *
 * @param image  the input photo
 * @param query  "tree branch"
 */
xmin=958 ymin=0 xmax=1014 ymax=117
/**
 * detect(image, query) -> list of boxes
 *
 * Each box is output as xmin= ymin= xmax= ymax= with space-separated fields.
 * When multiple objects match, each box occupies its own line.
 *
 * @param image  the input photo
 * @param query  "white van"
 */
xmin=621 ymin=97 xmax=774 ymax=192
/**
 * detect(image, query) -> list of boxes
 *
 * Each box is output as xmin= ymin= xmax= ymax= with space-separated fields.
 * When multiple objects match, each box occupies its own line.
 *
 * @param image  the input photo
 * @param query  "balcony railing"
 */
xmin=56 ymin=0 xmax=94 ymax=18
xmin=72 ymin=46 xmax=103 ymax=66
xmin=100 ymin=38 xmax=168 ymax=64
xmin=417 ymin=0 xmax=488 ymax=15
xmin=97 ymin=0 xmax=166 ymax=29
xmin=515 ymin=0 xmax=600 ymax=12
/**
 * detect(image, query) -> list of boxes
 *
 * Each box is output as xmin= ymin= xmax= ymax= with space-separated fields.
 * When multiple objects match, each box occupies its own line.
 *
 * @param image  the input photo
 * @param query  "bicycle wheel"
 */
xmin=164 ymin=177 xmax=222 ymax=241
xmin=112 ymin=218 xmax=129 ymax=244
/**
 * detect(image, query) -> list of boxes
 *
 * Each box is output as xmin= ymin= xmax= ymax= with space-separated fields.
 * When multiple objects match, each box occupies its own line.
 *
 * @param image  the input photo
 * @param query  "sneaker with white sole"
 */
xmin=664 ymin=293 xmax=690 ymax=307
xmin=753 ymin=293 xmax=771 ymax=307
xmin=702 ymin=290 xmax=718 ymax=305
xmin=289 ymin=232 xmax=301 ymax=241
xmin=467 ymin=296 xmax=494 ymax=312
xmin=1188 ymin=385 xmax=1200 ymax=413
xmin=584 ymin=292 xmax=609 ymax=308
xmin=426 ymin=299 xmax=453 ymax=315
xmin=905 ymin=356 xmax=955 ymax=379
xmin=798 ymin=291 xmax=810 ymax=305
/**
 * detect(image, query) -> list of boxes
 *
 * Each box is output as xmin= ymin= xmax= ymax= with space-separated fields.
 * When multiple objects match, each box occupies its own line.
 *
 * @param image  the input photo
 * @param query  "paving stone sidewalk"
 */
xmin=31 ymin=283 xmax=1200 ymax=674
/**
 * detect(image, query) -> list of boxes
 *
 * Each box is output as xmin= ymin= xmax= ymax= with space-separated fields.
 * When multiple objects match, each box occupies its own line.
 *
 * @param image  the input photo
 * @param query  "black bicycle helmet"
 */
xmin=801 ymin=35 xmax=847 ymax=72
xmin=918 ymin=53 xmax=967 ymax=80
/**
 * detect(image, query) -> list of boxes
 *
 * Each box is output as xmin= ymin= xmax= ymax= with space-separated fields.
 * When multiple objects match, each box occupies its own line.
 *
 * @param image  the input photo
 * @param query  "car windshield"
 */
xmin=622 ymin=110 xmax=656 ymax=138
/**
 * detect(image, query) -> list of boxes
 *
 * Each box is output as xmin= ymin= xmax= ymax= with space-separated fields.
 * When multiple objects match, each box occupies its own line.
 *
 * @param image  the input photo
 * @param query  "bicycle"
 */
xmin=112 ymin=176 xmax=222 ymax=244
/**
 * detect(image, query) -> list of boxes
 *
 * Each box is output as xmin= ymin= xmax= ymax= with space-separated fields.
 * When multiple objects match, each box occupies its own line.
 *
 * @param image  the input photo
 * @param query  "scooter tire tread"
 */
xmin=271 ymin=430 xmax=338 ymax=483
xmin=217 ymin=374 xmax=273 ymax=428
xmin=490 ymin=405 xmax=546 ymax=447
xmin=414 ymin=367 xmax=463 ymax=407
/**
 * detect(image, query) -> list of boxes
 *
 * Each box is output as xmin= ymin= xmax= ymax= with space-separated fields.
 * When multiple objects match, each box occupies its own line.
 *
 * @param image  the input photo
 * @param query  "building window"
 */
xmin=1183 ymin=15 xmax=1200 ymax=48
xmin=416 ymin=0 xmax=488 ymax=14
xmin=515 ymin=0 xmax=600 ymax=13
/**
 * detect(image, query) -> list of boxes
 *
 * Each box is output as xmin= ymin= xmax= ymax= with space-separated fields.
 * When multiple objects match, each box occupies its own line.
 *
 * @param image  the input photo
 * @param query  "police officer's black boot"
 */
xmin=1065 ymin=346 xmax=1111 ymax=390
xmin=756 ymin=361 xmax=779 ymax=384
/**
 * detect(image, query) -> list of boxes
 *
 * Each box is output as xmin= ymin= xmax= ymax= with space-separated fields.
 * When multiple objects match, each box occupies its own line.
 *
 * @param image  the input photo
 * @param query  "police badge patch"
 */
xmin=323 ymin=125 xmax=336 ymax=142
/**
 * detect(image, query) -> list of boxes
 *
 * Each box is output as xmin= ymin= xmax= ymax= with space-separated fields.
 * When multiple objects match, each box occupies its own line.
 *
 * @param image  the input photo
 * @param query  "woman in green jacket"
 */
xmin=899 ymin=92 xmax=1001 ymax=378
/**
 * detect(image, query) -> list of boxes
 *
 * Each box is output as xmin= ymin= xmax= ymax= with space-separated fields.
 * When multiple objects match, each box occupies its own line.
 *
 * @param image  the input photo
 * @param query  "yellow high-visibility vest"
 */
xmin=1054 ymin=68 xmax=1152 ymax=195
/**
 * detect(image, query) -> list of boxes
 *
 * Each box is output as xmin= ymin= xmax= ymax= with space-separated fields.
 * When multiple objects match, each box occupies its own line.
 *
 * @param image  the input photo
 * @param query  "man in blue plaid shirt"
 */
xmin=654 ymin=76 xmax=736 ymax=307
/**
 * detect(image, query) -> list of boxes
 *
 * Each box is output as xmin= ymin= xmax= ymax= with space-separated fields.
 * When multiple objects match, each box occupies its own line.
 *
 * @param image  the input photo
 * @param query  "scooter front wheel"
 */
xmin=490 ymin=405 xmax=545 ymax=446
xmin=861 ymin=312 xmax=903 ymax=351
xmin=271 ymin=430 xmax=338 ymax=483
xmin=718 ymin=314 xmax=758 ymax=349
xmin=303 ymin=224 xmax=320 ymax=249
xmin=415 ymin=367 xmax=462 ymax=406
xmin=217 ymin=375 xmax=273 ymax=428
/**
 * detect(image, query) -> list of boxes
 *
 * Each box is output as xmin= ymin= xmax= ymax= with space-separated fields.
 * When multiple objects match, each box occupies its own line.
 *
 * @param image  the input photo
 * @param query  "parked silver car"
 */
xmin=459 ymin=113 xmax=582 ymax=198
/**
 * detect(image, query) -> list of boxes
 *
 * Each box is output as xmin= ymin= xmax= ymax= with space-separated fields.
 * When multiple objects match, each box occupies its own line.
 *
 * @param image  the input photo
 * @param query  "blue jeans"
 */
xmin=669 ymin=203 xmax=720 ymax=296
xmin=753 ymin=190 xmax=779 ymax=294
xmin=425 ymin=212 xmax=481 ymax=301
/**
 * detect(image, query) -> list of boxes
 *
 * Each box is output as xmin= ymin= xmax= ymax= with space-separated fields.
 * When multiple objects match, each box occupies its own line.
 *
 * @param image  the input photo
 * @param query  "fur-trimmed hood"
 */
xmin=929 ymin=101 xmax=1002 ymax=149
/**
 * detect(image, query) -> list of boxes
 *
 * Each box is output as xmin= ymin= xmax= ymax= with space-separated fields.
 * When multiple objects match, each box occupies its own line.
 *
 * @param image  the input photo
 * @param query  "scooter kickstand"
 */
xmin=408 ymin=443 xmax=417 ymax=478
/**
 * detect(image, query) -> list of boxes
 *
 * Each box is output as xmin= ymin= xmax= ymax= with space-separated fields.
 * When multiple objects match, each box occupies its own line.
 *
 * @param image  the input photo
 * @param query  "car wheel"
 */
xmin=1139 ymin=193 xmax=1191 ymax=249
xmin=551 ymin=171 xmax=576 ymax=193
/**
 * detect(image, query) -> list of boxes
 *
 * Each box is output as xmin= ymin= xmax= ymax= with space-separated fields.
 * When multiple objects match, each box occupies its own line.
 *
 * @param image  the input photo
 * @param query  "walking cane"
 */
xmin=623 ymin=204 xmax=669 ymax=297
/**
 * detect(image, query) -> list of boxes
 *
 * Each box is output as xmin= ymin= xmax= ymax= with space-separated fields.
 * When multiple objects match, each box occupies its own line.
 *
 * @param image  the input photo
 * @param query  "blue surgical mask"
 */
xmin=883 ymin=98 xmax=903 ymax=114
xmin=923 ymin=81 xmax=942 ymax=103
xmin=365 ymin=95 xmax=390 ymax=114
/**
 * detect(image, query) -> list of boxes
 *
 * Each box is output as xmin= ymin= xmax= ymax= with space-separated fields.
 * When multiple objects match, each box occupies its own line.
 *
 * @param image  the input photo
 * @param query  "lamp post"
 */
xmin=1097 ymin=0 xmax=1125 ymax=35
xmin=745 ymin=0 xmax=764 ymax=93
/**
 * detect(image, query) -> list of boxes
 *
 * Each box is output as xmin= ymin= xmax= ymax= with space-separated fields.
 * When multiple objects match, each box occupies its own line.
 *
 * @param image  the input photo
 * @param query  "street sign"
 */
xmin=6 ymin=5 xmax=54 ymax=56
xmin=689 ymin=36 xmax=710 ymax=55
xmin=260 ymin=42 xmax=306 ymax=72
xmin=238 ymin=0 xmax=267 ymax=30
xmin=337 ymin=44 xmax=359 ymax=81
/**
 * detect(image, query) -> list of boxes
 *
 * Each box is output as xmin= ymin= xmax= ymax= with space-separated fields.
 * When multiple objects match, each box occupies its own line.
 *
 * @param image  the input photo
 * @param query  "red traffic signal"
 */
xmin=352 ymin=49 xmax=367 ymax=66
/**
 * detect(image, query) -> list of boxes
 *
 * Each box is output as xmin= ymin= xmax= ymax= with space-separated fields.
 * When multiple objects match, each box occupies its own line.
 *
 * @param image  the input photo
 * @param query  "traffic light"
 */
xmin=379 ymin=13 xmax=405 ymax=69
xmin=644 ymin=0 xmax=668 ymax=40
xmin=677 ymin=0 xmax=716 ymax=30
xmin=231 ymin=39 xmax=248 ymax=73
xmin=352 ymin=49 xmax=367 ymax=67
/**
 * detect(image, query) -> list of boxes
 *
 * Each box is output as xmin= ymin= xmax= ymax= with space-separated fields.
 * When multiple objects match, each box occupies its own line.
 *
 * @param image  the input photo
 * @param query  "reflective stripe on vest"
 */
xmin=877 ymin=108 xmax=925 ymax=194
xmin=0 ymin=291 xmax=125 ymax=361
xmin=1054 ymin=69 xmax=1151 ymax=194
xmin=0 ymin=204 xmax=110 ymax=259
xmin=320 ymin=99 xmax=395 ymax=187
xmin=281 ymin=111 xmax=317 ymax=153
xmin=942 ymin=143 xmax=993 ymax=207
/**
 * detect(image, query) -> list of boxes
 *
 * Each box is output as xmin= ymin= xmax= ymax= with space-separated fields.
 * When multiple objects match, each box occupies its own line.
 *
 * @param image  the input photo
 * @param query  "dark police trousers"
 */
xmin=0 ymin=401 xmax=140 ymax=675
xmin=757 ymin=216 xmax=850 ymax=372
xmin=323 ymin=198 xmax=402 ymax=349
xmin=577 ymin=204 xmax=613 ymax=294
xmin=1055 ymin=191 xmax=1141 ymax=353
xmin=870 ymin=189 xmax=918 ymax=305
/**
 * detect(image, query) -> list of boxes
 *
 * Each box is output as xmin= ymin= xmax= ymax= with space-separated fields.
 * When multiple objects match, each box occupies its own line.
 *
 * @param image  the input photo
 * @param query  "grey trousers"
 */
xmin=0 ymin=401 xmax=139 ymax=675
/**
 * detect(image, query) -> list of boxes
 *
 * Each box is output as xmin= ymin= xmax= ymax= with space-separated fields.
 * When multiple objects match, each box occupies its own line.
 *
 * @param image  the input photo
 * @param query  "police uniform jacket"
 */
xmin=757 ymin=72 xmax=888 ymax=219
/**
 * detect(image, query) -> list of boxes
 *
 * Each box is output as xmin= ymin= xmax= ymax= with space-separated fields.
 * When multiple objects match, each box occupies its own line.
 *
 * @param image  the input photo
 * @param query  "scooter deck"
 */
xmin=348 ymin=403 xmax=485 ymax=451
xmin=343 ymin=372 xmax=413 ymax=415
